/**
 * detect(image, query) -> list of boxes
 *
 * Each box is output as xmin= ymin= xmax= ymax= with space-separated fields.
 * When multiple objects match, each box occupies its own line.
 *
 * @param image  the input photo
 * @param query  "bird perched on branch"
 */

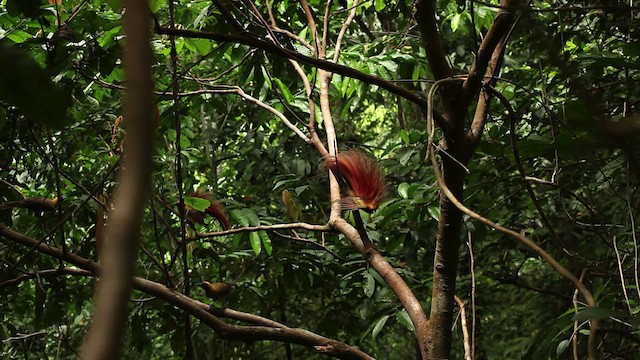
xmin=324 ymin=150 xmax=387 ymax=212
xmin=185 ymin=190 xmax=231 ymax=229
xmin=198 ymin=281 xmax=235 ymax=300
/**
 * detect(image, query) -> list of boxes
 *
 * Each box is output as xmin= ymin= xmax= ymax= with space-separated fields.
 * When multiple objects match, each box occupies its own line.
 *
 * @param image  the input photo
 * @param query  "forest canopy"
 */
xmin=1 ymin=0 xmax=639 ymax=359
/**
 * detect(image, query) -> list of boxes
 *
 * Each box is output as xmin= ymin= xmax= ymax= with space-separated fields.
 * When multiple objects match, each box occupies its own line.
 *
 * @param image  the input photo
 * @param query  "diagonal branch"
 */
xmin=466 ymin=0 xmax=521 ymax=150
xmin=461 ymin=8 xmax=514 ymax=102
xmin=331 ymin=216 xmax=430 ymax=358
xmin=414 ymin=0 xmax=453 ymax=80
xmin=0 ymin=225 xmax=374 ymax=360
xmin=155 ymin=26 xmax=427 ymax=107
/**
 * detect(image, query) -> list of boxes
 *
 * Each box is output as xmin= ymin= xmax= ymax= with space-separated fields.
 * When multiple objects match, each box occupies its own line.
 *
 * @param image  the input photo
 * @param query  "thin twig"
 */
xmin=192 ymin=222 xmax=332 ymax=240
xmin=571 ymin=270 xmax=588 ymax=360
xmin=332 ymin=0 xmax=360 ymax=63
xmin=454 ymin=296 xmax=472 ymax=360
xmin=467 ymin=231 xmax=476 ymax=359
xmin=613 ymin=236 xmax=632 ymax=313
xmin=627 ymin=159 xmax=640 ymax=302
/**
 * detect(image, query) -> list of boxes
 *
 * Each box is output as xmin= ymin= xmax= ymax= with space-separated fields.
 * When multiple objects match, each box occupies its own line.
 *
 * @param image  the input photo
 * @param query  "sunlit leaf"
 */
xmin=372 ymin=315 xmax=389 ymax=339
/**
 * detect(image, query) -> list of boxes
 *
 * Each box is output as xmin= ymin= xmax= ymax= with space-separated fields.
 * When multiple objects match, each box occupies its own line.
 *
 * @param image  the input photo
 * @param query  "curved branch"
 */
xmin=155 ymin=27 xmax=427 ymax=107
xmin=487 ymin=87 xmax=567 ymax=251
xmin=0 ymin=225 xmax=374 ymax=360
xmin=0 ymin=197 xmax=58 ymax=212
xmin=426 ymin=88 xmax=599 ymax=358
xmin=467 ymin=0 xmax=520 ymax=150
xmin=309 ymin=4 xmax=430 ymax=355
xmin=332 ymin=0 xmax=360 ymax=63
xmin=427 ymin=103 xmax=596 ymax=306
xmin=331 ymin=217 xmax=429 ymax=357
xmin=461 ymin=5 xmax=514 ymax=101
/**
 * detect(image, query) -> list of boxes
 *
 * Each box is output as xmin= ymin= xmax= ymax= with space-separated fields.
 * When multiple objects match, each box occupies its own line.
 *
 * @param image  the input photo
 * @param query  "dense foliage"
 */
xmin=1 ymin=0 xmax=639 ymax=359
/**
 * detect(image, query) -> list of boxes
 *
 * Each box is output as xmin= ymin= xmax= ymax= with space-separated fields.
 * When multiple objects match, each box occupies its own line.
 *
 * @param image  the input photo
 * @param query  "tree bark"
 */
xmin=427 ymin=140 xmax=466 ymax=358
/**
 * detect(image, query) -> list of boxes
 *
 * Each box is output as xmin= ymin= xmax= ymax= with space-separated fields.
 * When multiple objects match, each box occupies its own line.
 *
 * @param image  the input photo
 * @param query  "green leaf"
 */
xmin=556 ymin=339 xmax=570 ymax=356
xmin=0 ymin=42 xmax=70 ymax=129
xmin=363 ymin=272 xmax=375 ymax=297
xmin=5 ymin=30 xmax=32 ymax=44
xmin=294 ymin=185 xmax=310 ymax=196
xmin=230 ymin=209 xmax=250 ymax=227
xmin=250 ymin=231 xmax=262 ymax=255
xmin=273 ymin=78 xmax=293 ymax=103
xmin=185 ymin=196 xmax=210 ymax=212
xmin=273 ymin=178 xmax=297 ymax=191
xmin=573 ymin=307 xmax=626 ymax=322
xmin=400 ymin=129 xmax=410 ymax=144
xmin=260 ymin=66 xmax=272 ymax=89
xmin=398 ymin=182 xmax=410 ymax=199
xmin=179 ymin=134 xmax=191 ymax=148
xmin=372 ymin=315 xmax=389 ymax=339
xmin=398 ymin=149 xmax=416 ymax=165
xmin=259 ymin=231 xmax=272 ymax=255
xmin=450 ymin=13 xmax=461 ymax=32
xmin=395 ymin=309 xmax=415 ymax=332
xmin=149 ymin=0 xmax=163 ymax=12
xmin=379 ymin=60 xmax=398 ymax=74
xmin=374 ymin=0 xmax=385 ymax=12
xmin=243 ymin=209 xmax=260 ymax=226
xmin=412 ymin=64 xmax=421 ymax=81
xmin=187 ymin=38 xmax=212 ymax=55
xmin=98 ymin=26 xmax=122 ymax=48
xmin=193 ymin=5 xmax=211 ymax=28
xmin=427 ymin=206 xmax=440 ymax=221
xmin=375 ymin=63 xmax=390 ymax=79
xmin=230 ymin=208 xmax=260 ymax=227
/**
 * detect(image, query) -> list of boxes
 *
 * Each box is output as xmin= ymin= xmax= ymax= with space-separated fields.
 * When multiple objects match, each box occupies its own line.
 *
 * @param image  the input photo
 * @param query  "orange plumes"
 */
xmin=186 ymin=191 xmax=231 ymax=229
xmin=324 ymin=150 xmax=387 ymax=212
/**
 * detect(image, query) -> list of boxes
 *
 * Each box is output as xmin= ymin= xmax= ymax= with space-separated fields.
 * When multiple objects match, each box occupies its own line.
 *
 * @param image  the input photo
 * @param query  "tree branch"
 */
xmin=331 ymin=216 xmax=429 ymax=357
xmin=154 ymin=26 xmax=427 ymax=107
xmin=414 ymin=0 xmax=453 ymax=80
xmin=0 ymin=225 xmax=374 ymax=360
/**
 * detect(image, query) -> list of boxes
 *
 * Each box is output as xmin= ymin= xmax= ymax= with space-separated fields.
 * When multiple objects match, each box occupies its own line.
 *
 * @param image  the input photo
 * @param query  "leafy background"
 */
xmin=1 ymin=0 xmax=639 ymax=359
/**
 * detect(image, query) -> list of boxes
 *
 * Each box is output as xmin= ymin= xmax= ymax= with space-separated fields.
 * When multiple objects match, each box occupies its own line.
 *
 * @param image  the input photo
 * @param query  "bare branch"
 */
xmin=332 ymin=0 xmax=359 ymax=63
xmin=331 ymin=216 xmax=430 ymax=357
xmin=2 ymin=331 xmax=47 ymax=342
xmin=467 ymin=0 xmax=520 ymax=149
xmin=155 ymin=27 xmax=427 ymax=107
xmin=454 ymin=296 xmax=472 ymax=360
xmin=0 ymin=267 xmax=91 ymax=289
xmin=0 ymin=225 xmax=375 ymax=360
xmin=0 ymin=197 xmax=58 ymax=212
xmin=191 ymin=222 xmax=332 ymax=240
xmin=414 ymin=0 xmax=452 ymax=80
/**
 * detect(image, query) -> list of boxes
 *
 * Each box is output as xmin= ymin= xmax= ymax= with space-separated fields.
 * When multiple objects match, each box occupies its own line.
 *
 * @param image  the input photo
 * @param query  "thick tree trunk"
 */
xmin=427 ymin=136 xmax=466 ymax=359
